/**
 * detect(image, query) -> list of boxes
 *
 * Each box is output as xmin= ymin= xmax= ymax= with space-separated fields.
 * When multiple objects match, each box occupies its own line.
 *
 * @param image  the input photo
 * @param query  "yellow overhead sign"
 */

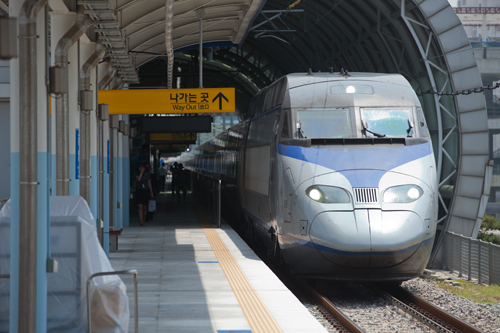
xmin=99 ymin=88 xmax=235 ymax=115
xmin=150 ymin=133 xmax=197 ymax=142
xmin=152 ymin=144 xmax=187 ymax=148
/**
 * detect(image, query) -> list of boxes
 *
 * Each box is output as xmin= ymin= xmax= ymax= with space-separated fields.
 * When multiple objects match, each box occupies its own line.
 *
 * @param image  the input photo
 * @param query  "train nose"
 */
xmin=309 ymin=210 xmax=426 ymax=268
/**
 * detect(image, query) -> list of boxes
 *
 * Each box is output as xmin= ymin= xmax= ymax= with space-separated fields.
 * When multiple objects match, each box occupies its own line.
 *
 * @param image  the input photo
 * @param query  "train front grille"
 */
xmin=353 ymin=188 xmax=378 ymax=203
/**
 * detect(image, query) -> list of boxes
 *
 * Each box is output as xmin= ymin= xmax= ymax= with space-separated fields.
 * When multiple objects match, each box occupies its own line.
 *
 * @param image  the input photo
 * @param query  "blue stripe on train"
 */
xmin=281 ymin=233 xmax=434 ymax=256
xmin=277 ymin=142 xmax=432 ymax=187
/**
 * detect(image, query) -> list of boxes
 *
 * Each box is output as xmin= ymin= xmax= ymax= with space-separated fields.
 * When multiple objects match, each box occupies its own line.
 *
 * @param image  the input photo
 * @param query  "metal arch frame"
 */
xmin=400 ymin=1 xmax=447 ymax=221
xmin=400 ymin=0 xmax=491 ymax=266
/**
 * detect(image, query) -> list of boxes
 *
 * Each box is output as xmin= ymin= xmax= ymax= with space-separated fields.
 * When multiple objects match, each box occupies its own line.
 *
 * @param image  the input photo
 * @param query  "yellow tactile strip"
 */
xmin=194 ymin=205 xmax=282 ymax=333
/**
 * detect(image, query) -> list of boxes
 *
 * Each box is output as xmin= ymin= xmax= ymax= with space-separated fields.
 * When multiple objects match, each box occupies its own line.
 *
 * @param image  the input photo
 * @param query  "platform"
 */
xmin=109 ymin=192 xmax=327 ymax=333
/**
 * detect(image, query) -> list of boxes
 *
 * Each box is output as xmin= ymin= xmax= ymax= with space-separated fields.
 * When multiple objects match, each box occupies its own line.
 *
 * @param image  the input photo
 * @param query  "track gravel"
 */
xmin=402 ymin=278 xmax=500 ymax=333
xmin=305 ymin=278 xmax=500 ymax=332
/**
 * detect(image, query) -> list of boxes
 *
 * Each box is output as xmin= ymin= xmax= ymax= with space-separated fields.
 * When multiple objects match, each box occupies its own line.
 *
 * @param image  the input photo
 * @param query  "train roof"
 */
xmin=284 ymin=72 xmax=412 ymax=90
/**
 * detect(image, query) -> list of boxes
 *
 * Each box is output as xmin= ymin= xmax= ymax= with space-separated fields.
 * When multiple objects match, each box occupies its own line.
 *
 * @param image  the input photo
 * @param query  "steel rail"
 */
xmin=292 ymin=279 xmax=364 ymax=333
xmin=381 ymin=285 xmax=484 ymax=333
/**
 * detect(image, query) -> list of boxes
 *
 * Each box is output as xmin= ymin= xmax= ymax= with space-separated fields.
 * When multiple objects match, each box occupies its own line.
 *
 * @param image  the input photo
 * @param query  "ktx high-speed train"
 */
xmin=183 ymin=72 xmax=438 ymax=282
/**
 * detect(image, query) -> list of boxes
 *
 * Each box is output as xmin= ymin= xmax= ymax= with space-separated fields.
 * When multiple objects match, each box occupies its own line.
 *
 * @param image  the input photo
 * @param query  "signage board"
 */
xmin=150 ymin=133 xmax=197 ymax=142
xmin=142 ymin=116 xmax=213 ymax=133
xmin=99 ymin=88 xmax=235 ymax=115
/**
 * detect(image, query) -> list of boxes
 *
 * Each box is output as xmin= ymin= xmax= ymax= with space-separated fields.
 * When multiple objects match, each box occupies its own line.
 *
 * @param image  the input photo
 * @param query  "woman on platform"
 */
xmin=135 ymin=162 xmax=154 ymax=226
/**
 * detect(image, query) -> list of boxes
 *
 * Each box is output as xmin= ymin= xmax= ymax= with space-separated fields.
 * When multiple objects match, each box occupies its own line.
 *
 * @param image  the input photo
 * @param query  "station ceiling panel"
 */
xmin=114 ymin=0 xmax=265 ymax=67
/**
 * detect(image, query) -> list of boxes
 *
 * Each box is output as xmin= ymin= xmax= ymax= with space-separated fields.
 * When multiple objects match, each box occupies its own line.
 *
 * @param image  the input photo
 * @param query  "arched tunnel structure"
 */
xmin=101 ymin=0 xmax=492 ymax=266
xmin=124 ymin=0 xmax=489 ymax=266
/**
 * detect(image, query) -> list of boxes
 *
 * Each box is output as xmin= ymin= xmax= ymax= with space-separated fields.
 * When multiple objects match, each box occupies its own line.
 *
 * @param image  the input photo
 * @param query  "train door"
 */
xmin=268 ymin=110 xmax=282 ymax=226
xmin=282 ymin=168 xmax=294 ymax=223
xmin=278 ymin=109 xmax=294 ymax=224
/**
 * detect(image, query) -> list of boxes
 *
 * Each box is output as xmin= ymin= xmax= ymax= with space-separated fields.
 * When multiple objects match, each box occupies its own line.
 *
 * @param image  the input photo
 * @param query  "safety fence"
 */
xmin=443 ymin=231 xmax=500 ymax=285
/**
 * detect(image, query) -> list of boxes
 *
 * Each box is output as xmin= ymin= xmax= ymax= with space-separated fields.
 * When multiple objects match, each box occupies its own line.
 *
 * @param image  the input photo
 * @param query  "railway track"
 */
xmin=378 ymin=284 xmax=485 ymax=333
xmin=260 ymin=257 xmax=484 ymax=333
xmin=239 ymin=224 xmax=485 ymax=332
xmin=306 ymin=281 xmax=485 ymax=333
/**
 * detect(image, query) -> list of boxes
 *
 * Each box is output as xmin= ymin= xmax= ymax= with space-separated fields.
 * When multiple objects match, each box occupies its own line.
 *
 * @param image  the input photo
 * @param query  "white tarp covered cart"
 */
xmin=0 ymin=196 xmax=133 ymax=332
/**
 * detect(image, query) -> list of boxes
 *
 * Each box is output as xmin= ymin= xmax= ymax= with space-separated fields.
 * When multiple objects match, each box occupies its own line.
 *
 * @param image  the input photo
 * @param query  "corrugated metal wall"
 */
xmin=443 ymin=231 xmax=500 ymax=285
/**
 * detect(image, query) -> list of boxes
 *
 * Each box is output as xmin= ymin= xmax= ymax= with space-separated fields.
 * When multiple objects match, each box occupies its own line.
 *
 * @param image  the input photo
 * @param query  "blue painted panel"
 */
xmin=113 ymin=156 xmax=119 ymax=229
xmin=103 ymin=156 xmax=110 ymax=256
xmin=75 ymin=129 xmax=79 ymax=180
xmin=37 ymin=152 xmax=48 ymax=333
xmin=198 ymin=261 xmax=219 ymax=263
xmin=107 ymin=140 xmax=109 ymax=174
xmin=90 ymin=155 xmax=98 ymax=220
xmin=51 ymin=154 xmax=56 ymax=196
xmin=69 ymin=154 xmax=79 ymax=196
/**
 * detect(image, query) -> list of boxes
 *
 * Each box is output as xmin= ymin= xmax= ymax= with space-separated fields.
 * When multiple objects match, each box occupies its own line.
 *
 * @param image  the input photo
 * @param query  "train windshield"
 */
xmin=295 ymin=108 xmax=350 ymax=138
xmin=361 ymin=108 xmax=413 ymax=138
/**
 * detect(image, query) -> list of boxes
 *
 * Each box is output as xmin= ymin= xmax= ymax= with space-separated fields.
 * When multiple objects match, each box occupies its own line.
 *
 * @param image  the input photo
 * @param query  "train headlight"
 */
xmin=383 ymin=185 xmax=423 ymax=203
xmin=306 ymin=186 xmax=350 ymax=203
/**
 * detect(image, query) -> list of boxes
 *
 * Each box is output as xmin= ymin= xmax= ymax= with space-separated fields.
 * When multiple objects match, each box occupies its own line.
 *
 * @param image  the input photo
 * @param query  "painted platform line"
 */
xmin=194 ymin=205 xmax=282 ymax=333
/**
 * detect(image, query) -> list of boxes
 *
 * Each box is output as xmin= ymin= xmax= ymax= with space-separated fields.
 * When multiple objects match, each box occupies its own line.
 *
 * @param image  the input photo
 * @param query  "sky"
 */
xmin=448 ymin=0 xmax=458 ymax=6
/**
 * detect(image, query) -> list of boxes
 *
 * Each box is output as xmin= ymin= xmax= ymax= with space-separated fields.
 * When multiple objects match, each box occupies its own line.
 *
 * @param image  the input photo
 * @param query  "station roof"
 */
xmin=118 ymin=0 xmax=266 ymax=67
xmin=80 ymin=0 xmax=265 ymax=83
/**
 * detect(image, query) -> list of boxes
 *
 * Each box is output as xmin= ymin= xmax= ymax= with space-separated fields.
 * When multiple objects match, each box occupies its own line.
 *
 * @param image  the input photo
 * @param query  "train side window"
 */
xmin=255 ymin=92 xmax=265 ymax=116
xmin=247 ymin=98 xmax=256 ymax=118
xmin=273 ymin=79 xmax=285 ymax=107
xmin=281 ymin=111 xmax=291 ymax=139
xmin=264 ymin=85 xmax=275 ymax=111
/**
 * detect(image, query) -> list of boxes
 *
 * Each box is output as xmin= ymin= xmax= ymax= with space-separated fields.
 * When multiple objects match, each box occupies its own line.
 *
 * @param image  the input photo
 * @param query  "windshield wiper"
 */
xmin=362 ymin=120 xmax=386 ymax=138
xmin=365 ymin=129 xmax=386 ymax=138
xmin=296 ymin=122 xmax=307 ymax=138
xmin=407 ymin=119 xmax=414 ymax=137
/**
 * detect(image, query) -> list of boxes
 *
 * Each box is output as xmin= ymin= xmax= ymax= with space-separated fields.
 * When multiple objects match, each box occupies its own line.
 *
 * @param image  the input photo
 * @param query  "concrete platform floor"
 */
xmin=109 ymin=191 xmax=327 ymax=333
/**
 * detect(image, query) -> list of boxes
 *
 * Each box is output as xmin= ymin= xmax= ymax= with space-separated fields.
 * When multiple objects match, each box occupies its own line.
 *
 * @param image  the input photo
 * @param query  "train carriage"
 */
xmin=182 ymin=71 xmax=438 ymax=282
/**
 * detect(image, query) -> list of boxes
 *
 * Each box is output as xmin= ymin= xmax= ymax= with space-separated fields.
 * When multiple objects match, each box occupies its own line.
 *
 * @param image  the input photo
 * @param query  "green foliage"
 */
xmin=481 ymin=215 xmax=500 ymax=230
xmin=477 ymin=232 xmax=500 ymax=246
xmin=432 ymin=279 xmax=500 ymax=304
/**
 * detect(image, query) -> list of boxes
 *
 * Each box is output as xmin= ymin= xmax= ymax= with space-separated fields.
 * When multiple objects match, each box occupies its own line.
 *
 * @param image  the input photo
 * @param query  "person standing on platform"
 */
xmin=158 ymin=162 xmax=167 ymax=192
xmin=170 ymin=162 xmax=179 ymax=199
xmin=177 ymin=163 xmax=187 ymax=201
xmin=145 ymin=163 xmax=158 ymax=222
xmin=135 ymin=162 xmax=154 ymax=226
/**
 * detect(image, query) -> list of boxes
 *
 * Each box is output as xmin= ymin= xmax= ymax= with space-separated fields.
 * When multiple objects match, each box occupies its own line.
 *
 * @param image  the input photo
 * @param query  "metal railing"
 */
xmin=443 ymin=231 xmax=500 ymax=285
xmin=86 ymin=269 xmax=138 ymax=333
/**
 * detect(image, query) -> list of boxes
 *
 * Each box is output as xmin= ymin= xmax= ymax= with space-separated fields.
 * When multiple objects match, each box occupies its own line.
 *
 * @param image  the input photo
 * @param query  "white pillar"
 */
xmin=116 ymin=116 xmax=123 ymax=229
xmin=68 ymin=35 xmax=80 ymax=196
xmin=79 ymin=38 xmax=96 ymax=214
xmin=10 ymin=2 xmax=50 ymax=331
xmin=103 ymin=122 xmax=110 ymax=254
xmin=50 ymin=11 xmax=76 ymax=196
xmin=90 ymin=66 xmax=98 ymax=221
xmin=97 ymin=61 xmax=110 ymax=254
